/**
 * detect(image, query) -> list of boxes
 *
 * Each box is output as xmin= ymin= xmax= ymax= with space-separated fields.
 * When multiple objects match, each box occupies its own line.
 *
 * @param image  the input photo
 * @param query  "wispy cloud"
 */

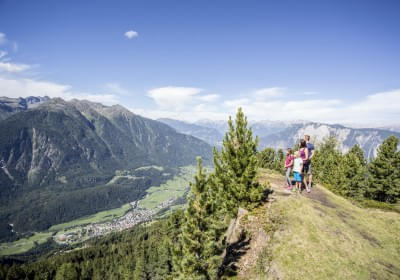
xmin=0 ymin=32 xmax=18 ymax=52
xmin=198 ymin=94 xmax=220 ymax=102
xmin=0 ymin=61 xmax=30 ymax=73
xmin=0 ymin=77 xmax=119 ymax=105
xmin=124 ymin=30 xmax=139 ymax=39
xmin=253 ymin=87 xmax=286 ymax=100
xmin=0 ymin=33 xmax=7 ymax=45
xmin=105 ymin=83 xmax=131 ymax=96
xmin=147 ymin=86 xmax=203 ymax=109
xmin=0 ymin=51 xmax=7 ymax=59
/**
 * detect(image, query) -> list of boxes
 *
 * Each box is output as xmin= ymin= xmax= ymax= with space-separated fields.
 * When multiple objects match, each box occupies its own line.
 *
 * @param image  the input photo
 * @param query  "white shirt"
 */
xmin=293 ymin=157 xmax=303 ymax=173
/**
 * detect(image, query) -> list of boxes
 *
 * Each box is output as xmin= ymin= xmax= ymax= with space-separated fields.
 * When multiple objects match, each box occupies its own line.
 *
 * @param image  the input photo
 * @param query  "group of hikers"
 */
xmin=284 ymin=135 xmax=315 ymax=193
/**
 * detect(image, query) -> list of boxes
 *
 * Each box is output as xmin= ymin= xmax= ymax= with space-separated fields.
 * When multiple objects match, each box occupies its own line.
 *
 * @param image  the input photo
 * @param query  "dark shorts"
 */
xmin=304 ymin=160 xmax=312 ymax=175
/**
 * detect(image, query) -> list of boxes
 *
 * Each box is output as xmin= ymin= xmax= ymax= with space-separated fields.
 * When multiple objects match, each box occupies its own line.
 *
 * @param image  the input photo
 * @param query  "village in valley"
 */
xmin=55 ymin=198 xmax=176 ymax=245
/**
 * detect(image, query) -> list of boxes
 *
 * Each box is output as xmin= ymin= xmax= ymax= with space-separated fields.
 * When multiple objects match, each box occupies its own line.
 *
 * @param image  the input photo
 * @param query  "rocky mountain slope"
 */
xmin=159 ymin=119 xmax=400 ymax=159
xmin=0 ymin=98 xmax=212 ymax=239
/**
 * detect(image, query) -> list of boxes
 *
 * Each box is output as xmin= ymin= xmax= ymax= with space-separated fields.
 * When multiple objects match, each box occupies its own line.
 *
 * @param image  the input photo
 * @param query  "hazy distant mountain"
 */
xmin=158 ymin=118 xmax=224 ymax=147
xmin=161 ymin=119 xmax=400 ymax=159
xmin=378 ymin=125 xmax=400 ymax=133
xmin=0 ymin=98 xmax=212 ymax=239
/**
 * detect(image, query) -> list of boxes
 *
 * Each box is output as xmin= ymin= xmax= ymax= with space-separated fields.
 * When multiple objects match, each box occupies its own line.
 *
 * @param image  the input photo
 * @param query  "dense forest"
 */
xmin=1 ymin=109 xmax=399 ymax=279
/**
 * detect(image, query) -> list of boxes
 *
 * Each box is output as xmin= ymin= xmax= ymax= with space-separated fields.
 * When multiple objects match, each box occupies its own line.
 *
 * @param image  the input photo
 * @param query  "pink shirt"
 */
xmin=285 ymin=155 xmax=294 ymax=167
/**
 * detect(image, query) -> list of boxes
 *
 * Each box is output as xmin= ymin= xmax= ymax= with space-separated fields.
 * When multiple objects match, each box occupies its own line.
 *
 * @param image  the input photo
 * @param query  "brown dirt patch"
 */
xmin=303 ymin=186 xmax=337 ymax=208
xmin=338 ymin=212 xmax=382 ymax=248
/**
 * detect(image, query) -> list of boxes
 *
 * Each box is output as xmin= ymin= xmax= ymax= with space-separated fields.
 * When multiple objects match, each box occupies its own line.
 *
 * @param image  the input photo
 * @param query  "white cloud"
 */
xmin=198 ymin=94 xmax=220 ymax=102
xmin=0 ymin=33 xmax=7 ymax=45
xmin=0 ymin=77 xmax=119 ymax=105
xmin=147 ymin=86 xmax=203 ymax=109
xmin=254 ymin=87 xmax=286 ymax=99
xmin=124 ymin=30 xmax=138 ymax=39
xmin=0 ymin=61 xmax=30 ymax=72
xmin=0 ymin=51 xmax=7 ymax=59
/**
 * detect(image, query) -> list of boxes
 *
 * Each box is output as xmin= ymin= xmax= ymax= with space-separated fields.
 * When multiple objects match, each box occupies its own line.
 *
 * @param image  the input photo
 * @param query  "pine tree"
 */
xmin=55 ymin=263 xmax=78 ymax=280
xmin=213 ymin=108 xmax=266 ymax=216
xmin=341 ymin=145 xmax=367 ymax=199
xmin=312 ymin=137 xmax=344 ymax=188
xmin=367 ymin=136 xmax=400 ymax=202
xmin=257 ymin=147 xmax=276 ymax=169
xmin=175 ymin=158 xmax=226 ymax=280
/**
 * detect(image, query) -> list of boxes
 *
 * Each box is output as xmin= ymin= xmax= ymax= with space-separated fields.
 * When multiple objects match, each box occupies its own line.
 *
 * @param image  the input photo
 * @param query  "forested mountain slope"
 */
xmin=0 ymin=98 xmax=212 ymax=239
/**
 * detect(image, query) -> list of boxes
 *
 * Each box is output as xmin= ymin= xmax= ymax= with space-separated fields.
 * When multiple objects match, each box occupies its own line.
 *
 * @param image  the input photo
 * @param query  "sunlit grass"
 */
xmin=0 ymin=232 xmax=53 ymax=256
xmin=250 ymin=171 xmax=400 ymax=279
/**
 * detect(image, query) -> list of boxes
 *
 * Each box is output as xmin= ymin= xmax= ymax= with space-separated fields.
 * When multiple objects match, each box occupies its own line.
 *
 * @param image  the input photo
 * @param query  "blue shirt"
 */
xmin=307 ymin=143 xmax=314 ymax=159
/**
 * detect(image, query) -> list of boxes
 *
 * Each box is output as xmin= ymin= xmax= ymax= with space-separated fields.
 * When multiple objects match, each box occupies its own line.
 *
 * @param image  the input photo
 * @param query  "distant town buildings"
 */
xmin=54 ymin=198 xmax=176 ymax=245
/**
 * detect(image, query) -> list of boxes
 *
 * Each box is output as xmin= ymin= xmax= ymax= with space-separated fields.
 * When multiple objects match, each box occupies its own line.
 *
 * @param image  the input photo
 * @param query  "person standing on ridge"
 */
xmin=299 ymin=140 xmax=310 ymax=192
xmin=284 ymin=148 xmax=294 ymax=190
xmin=304 ymin=135 xmax=315 ymax=191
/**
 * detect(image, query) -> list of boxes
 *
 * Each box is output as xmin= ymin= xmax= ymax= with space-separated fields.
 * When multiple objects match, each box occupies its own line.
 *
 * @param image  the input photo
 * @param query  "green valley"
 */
xmin=0 ymin=165 xmax=196 ymax=257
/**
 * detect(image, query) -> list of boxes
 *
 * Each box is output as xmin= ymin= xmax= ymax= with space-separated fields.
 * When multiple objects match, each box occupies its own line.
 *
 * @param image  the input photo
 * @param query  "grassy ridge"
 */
xmin=243 ymin=170 xmax=400 ymax=279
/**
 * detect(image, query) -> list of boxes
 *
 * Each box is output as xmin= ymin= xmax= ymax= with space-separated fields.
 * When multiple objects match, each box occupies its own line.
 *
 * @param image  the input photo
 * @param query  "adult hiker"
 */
xmin=299 ymin=139 xmax=310 ymax=193
xmin=304 ymin=135 xmax=315 ymax=191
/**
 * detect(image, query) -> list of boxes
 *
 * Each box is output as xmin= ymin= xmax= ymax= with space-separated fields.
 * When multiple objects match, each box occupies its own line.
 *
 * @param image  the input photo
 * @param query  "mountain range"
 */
xmin=0 ymin=97 xmax=212 ymax=240
xmin=158 ymin=118 xmax=400 ymax=159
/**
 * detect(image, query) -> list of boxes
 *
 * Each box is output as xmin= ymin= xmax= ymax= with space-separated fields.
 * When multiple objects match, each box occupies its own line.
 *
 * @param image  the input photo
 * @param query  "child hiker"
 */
xmin=285 ymin=148 xmax=294 ymax=189
xmin=293 ymin=151 xmax=303 ymax=193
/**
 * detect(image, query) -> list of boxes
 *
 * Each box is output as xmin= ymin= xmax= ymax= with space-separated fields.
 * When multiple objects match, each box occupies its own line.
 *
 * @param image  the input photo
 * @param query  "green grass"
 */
xmin=249 ymin=171 xmax=400 ymax=279
xmin=0 ymin=232 xmax=53 ymax=256
xmin=139 ymin=166 xmax=196 ymax=210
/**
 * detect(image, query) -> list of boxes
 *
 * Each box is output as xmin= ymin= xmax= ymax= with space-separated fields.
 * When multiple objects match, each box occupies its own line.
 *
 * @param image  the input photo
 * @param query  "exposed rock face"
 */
xmin=226 ymin=207 xmax=249 ymax=244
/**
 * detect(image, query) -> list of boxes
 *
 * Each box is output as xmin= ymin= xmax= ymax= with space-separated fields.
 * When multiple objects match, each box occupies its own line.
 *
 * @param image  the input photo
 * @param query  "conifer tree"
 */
xmin=312 ymin=137 xmax=344 ymax=188
xmin=175 ymin=158 xmax=226 ymax=280
xmin=367 ymin=136 xmax=400 ymax=202
xmin=341 ymin=145 xmax=367 ymax=198
xmin=213 ymin=108 xmax=266 ymax=216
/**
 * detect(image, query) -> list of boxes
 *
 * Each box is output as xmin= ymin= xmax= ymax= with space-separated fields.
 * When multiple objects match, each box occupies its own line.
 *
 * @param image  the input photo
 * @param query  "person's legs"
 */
xmin=302 ymin=172 xmax=309 ymax=192
xmin=307 ymin=163 xmax=313 ymax=189
xmin=285 ymin=167 xmax=292 ymax=188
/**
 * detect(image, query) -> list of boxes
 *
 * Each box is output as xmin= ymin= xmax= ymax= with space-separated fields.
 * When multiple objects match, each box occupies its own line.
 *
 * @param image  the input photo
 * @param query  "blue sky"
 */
xmin=0 ymin=0 xmax=399 ymax=124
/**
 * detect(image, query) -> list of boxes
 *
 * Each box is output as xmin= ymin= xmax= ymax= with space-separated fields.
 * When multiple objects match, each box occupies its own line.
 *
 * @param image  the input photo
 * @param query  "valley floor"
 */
xmin=233 ymin=169 xmax=400 ymax=280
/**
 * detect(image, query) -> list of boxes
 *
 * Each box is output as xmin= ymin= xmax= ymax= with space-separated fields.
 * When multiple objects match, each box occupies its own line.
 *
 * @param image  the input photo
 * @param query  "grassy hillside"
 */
xmin=236 ymin=170 xmax=400 ymax=279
